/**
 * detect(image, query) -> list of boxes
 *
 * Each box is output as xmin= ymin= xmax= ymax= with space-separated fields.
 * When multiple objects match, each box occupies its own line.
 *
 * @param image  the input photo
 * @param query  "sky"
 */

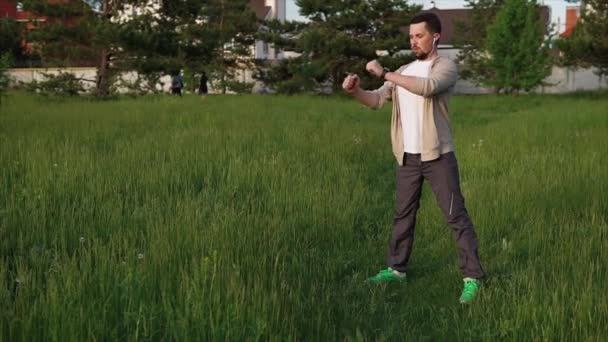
xmin=285 ymin=0 xmax=581 ymax=33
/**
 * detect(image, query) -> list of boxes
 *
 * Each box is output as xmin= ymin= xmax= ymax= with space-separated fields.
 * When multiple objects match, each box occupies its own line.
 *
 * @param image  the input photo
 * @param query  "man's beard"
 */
xmin=414 ymin=46 xmax=433 ymax=60
xmin=415 ymin=52 xmax=429 ymax=60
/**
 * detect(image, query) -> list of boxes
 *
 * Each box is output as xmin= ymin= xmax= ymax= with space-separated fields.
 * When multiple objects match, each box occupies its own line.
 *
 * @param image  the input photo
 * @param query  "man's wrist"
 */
xmin=380 ymin=67 xmax=390 ymax=79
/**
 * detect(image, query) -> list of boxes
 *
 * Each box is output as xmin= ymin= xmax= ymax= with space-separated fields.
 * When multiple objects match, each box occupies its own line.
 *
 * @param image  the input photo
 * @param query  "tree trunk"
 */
xmin=333 ymin=69 xmax=341 ymax=94
xmin=95 ymin=0 xmax=112 ymax=98
xmin=96 ymin=50 xmax=110 ymax=97
xmin=220 ymin=0 xmax=226 ymax=94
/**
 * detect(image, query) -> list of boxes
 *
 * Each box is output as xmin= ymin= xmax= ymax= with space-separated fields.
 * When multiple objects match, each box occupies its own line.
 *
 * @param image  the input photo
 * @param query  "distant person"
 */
xmin=171 ymin=72 xmax=184 ymax=96
xmin=342 ymin=12 xmax=485 ymax=304
xmin=198 ymin=72 xmax=208 ymax=95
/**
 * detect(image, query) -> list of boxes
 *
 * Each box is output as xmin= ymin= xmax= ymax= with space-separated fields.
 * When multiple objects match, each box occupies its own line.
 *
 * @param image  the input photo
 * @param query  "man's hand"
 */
xmin=342 ymin=73 xmax=360 ymax=93
xmin=366 ymin=60 xmax=384 ymax=78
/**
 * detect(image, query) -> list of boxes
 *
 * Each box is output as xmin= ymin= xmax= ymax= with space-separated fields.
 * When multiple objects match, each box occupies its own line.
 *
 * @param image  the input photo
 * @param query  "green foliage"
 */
xmin=0 ymin=18 xmax=26 ymax=63
xmin=457 ymin=0 xmax=552 ymax=93
xmin=25 ymin=72 xmax=87 ymax=97
xmin=454 ymin=0 xmax=505 ymax=84
xmin=0 ymin=54 xmax=11 ymax=103
xmin=21 ymin=0 xmax=119 ymax=97
xmin=456 ymin=0 xmax=553 ymax=93
xmin=224 ymin=80 xmax=254 ymax=94
xmin=255 ymin=56 xmax=327 ymax=94
xmin=22 ymin=0 xmax=99 ymax=67
xmin=20 ymin=0 xmax=258 ymax=96
xmin=556 ymin=0 xmax=608 ymax=77
xmin=206 ymin=0 xmax=258 ymax=94
xmin=118 ymin=0 xmax=258 ymax=94
xmin=256 ymin=0 xmax=420 ymax=94
xmin=485 ymin=0 xmax=552 ymax=93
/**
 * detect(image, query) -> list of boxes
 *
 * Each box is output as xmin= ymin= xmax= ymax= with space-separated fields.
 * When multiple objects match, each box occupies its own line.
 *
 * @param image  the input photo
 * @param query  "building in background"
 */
xmin=0 ymin=0 xmax=81 ymax=27
xmin=560 ymin=6 xmax=580 ymax=38
xmin=552 ymin=4 xmax=605 ymax=93
xmin=0 ymin=0 xmax=17 ymax=18
xmin=249 ymin=0 xmax=286 ymax=60
xmin=0 ymin=0 xmax=86 ymax=61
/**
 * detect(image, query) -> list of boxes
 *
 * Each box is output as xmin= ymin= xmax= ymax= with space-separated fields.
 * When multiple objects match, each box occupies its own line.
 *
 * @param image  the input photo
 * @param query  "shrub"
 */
xmin=0 ymin=53 xmax=11 ymax=103
xmin=25 ymin=72 xmax=86 ymax=97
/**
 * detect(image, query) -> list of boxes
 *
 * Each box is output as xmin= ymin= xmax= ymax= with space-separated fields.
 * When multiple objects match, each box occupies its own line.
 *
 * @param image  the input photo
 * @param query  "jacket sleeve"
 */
xmin=369 ymin=80 xmax=394 ymax=110
xmin=408 ymin=59 xmax=458 ymax=97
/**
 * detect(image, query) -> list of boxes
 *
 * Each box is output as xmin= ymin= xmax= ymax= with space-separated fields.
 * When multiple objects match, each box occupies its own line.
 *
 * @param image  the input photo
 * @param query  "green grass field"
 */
xmin=1 ymin=92 xmax=607 ymax=340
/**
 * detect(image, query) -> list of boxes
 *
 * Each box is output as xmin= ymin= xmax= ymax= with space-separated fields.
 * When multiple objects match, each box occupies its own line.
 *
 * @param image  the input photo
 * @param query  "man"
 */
xmin=198 ymin=71 xmax=208 ymax=95
xmin=342 ymin=12 xmax=485 ymax=304
xmin=171 ymin=72 xmax=184 ymax=96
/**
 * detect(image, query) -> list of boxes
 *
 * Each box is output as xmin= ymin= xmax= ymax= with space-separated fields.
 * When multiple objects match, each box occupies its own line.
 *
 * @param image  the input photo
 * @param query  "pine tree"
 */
xmin=117 ymin=0 xmax=257 ymax=94
xmin=0 ymin=18 xmax=26 ymax=65
xmin=205 ymin=0 xmax=258 ymax=94
xmin=0 ymin=53 xmax=11 ymax=103
xmin=21 ymin=0 xmax=121 ymax=97
xmin=20 ymin=0 xmax=258 ymax=96
xmin=22 ymin=0 xmax=100 ymax=67
xmin=257 ymin=0 xmax=419 ymax=93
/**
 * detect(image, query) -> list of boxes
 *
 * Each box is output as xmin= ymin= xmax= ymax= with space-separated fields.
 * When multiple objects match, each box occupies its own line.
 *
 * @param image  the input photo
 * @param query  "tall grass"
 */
xmin=1 ymin=92 xmax=607 ymax=340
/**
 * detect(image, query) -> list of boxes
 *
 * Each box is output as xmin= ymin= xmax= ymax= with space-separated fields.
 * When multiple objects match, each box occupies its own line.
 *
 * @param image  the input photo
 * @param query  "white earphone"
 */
xmin=431 ymin=37 xmax=438 ymax=54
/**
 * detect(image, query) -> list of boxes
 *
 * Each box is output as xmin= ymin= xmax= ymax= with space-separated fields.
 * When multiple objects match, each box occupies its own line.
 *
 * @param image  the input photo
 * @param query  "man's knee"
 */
xmin=446 ymin=209 xmax=473 ymax=230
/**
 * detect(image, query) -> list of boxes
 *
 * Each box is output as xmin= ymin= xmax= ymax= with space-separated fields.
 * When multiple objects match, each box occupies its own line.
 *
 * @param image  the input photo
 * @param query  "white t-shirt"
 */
xmin=397 ymin=60 xmax=433 ymax=153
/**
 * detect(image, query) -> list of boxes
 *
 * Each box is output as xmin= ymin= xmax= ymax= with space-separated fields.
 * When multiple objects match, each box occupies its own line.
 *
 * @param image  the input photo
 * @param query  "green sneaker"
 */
xmin=459 ymin=278 xmax=481 ymax=304
xmin=367 ymin=267 xmax=406 ymax=284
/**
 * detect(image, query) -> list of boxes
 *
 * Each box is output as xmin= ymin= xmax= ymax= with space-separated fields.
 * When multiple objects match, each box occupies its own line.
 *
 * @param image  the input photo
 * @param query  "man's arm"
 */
xmin=383 ymin=73 xmax=417 ymax=93
xmin=367 ymin=59 xmax=457 ymax=97
xmin=343 ymin=74 xmax=392 ymax=109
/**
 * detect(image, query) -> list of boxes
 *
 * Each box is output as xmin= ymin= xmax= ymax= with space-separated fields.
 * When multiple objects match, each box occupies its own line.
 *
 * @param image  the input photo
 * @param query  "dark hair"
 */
xmin=410 ymin=12 xmax=442 ymax=34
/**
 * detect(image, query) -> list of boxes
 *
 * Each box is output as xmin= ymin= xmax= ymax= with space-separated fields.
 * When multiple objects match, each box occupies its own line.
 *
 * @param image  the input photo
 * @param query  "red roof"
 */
xmin=559 ymin=7 xmax=579 ymax=38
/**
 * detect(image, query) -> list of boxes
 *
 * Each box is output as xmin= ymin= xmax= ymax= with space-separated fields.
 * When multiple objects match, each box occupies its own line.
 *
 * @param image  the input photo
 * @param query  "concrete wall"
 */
xmin=7 ymin=68 xmax=213 ymax=94
xmin=437 ymin=48 xmax=606 ymax=94
xmin=8 ymin=58 xmax=606 ymax=95
xmin=8 ymin=68 xmax=99 ymax=91
xmin=541 ymin=66 xmax=607 ymax=93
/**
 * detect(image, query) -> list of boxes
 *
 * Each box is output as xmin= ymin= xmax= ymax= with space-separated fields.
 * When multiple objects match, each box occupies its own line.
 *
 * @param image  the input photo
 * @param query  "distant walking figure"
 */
xmin=198 ymin=72 xmax=208 ymax=95
xmin=171 ymin=72 xmax=184 ymax=96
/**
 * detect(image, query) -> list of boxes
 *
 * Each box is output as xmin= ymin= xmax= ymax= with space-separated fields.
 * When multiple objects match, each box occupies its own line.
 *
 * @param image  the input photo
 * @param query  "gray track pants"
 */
xmin=387 ymin=152 xmax=485 ymax=279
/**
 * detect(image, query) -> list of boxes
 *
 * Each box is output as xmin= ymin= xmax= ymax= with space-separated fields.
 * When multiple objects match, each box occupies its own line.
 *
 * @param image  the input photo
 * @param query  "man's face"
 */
xmin=409 ymin=22 xmax=436 ymax=60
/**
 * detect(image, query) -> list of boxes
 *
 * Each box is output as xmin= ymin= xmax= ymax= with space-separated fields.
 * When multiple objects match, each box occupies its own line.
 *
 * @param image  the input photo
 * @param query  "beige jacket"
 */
xmin=370 ymin=56 xmax=458 ymax=164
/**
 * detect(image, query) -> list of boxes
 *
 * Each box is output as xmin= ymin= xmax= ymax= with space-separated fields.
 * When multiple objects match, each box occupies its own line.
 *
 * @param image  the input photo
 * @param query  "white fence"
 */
xmin=453 ymin=66 xmax=606 ymax=94
xmin=7 ymin=67 xmax=178 ymax=93
xmin=6 ymin=67 xmax=263 ymax=94
xmin=435 ymin=48 xmax=607 ymax=94
xmin=7 ymin=60 xmax=607 ymax=95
